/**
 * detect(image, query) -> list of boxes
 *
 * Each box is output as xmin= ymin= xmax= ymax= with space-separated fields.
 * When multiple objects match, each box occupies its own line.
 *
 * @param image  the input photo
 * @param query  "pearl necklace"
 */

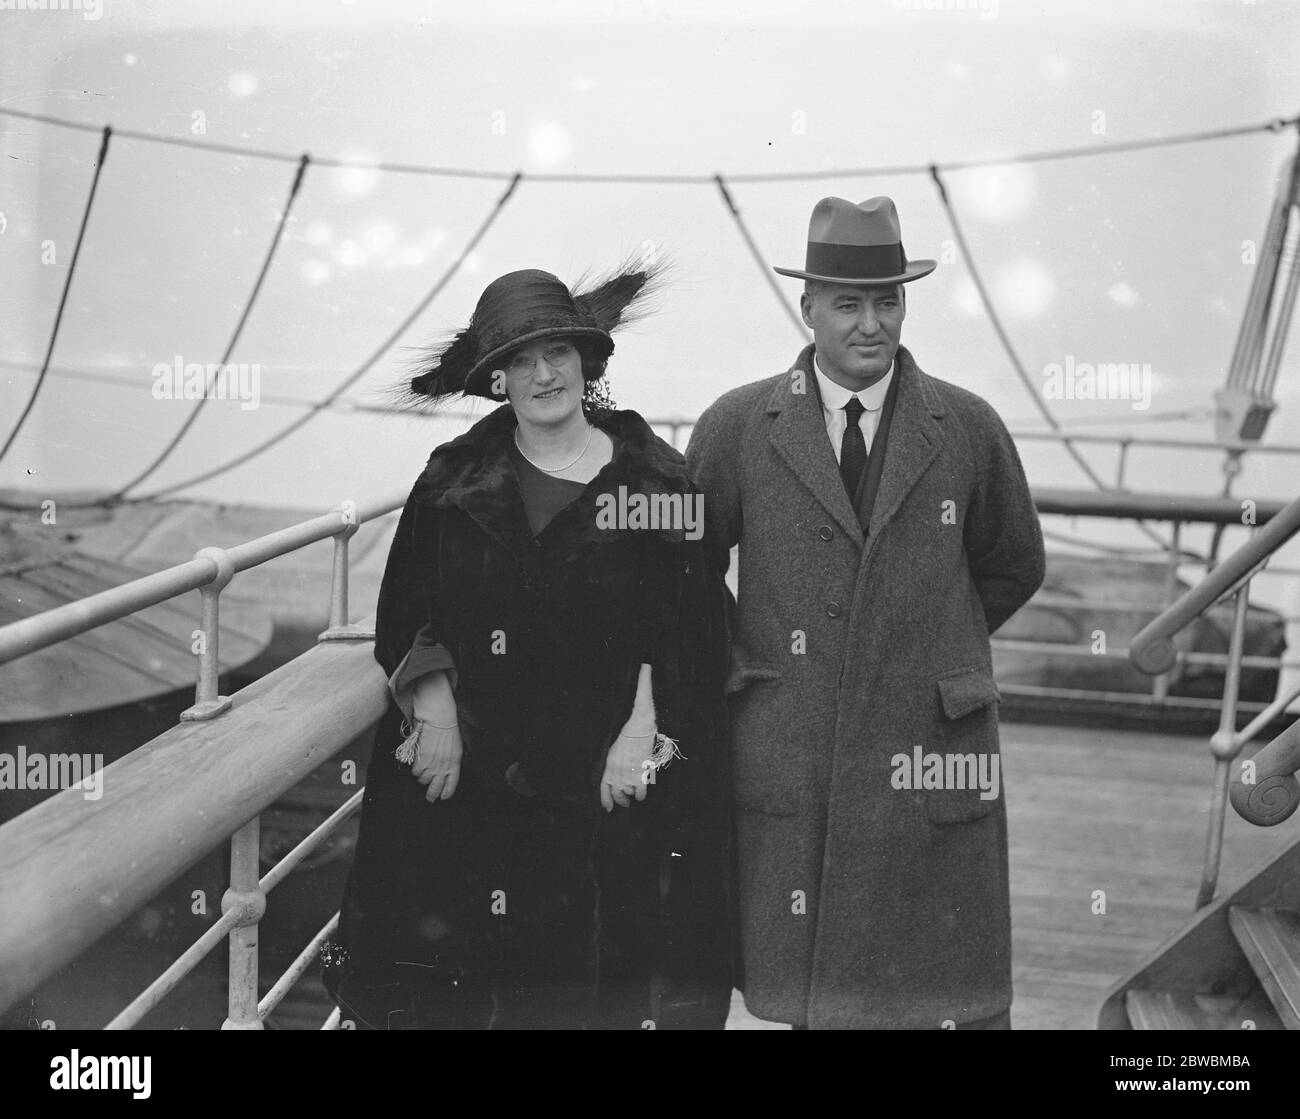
xmin=514 ymin=424 xmax=594 ymax=474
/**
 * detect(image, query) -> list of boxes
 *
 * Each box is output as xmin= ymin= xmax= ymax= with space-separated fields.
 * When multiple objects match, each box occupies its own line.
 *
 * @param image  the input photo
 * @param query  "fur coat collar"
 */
xmin=408 ymin=405 xmax=697 ymax=556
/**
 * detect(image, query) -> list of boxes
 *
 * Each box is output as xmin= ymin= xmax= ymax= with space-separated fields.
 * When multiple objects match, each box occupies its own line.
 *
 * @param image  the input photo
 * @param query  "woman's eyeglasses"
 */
xmin=505 ymin=342 xmax=577 ymax=378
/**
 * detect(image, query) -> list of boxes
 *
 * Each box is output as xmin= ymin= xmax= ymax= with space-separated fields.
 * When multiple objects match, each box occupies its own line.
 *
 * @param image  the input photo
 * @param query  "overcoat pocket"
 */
xmin=724 ymin=661 xmax=784 ymax=697
xmin=936 ymin=666 xmax=1001 ymax=719
xmin=923 ymin=667 xmax=1002 ymax=826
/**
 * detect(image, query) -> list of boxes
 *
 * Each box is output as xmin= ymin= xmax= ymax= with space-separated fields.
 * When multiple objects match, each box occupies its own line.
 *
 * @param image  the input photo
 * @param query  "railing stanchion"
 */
xmin=1152 ymin=520 xmax=1182 ymax=705
xmin=1196 ymin=577 xmax=1254 ymax=908
xmin=181 ymin=546 xmax=235 ymax=721
xmin=222 ymin=815 xmax=266 ymax=1030
xmin=320 ymin=499 xmax=373 ymax=642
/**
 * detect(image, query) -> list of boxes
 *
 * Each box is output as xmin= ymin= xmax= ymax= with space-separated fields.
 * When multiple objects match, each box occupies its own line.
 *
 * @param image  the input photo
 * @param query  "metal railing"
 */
xmin=1128 ymin=490 xmax=1300 ymax=908
xmin=0 ymin=491 xmax=405 ymax=713
xmin=0 ymin=630 xmax=385 ymax=1026
xmin=0 ymin=492 xmax=405 ymax=1028
xmin=1011 ymin=489 xmax=1300 ymax=714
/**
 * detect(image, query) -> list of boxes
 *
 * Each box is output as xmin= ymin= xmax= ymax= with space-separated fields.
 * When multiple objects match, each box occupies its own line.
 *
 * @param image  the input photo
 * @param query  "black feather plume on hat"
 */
xmin=405 ymin=325 xmax=477 ymax=401
xmin=568 ymin=255 xmax=666 ymax=335
xmin=391 ymin=254 xmax=668 ymax=408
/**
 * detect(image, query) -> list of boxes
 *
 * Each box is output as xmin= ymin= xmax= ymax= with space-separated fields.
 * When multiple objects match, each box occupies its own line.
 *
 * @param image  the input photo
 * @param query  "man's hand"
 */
xmin=411 ymin=721 xmax=463 ymax=802
xmin=600 ymin=724 xmax=656 ymax=812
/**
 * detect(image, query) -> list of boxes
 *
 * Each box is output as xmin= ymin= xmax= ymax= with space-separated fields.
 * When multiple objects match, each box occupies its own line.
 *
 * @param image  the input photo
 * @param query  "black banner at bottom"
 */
xmin=0 ymin=1025 xmax=1291 ymax=1106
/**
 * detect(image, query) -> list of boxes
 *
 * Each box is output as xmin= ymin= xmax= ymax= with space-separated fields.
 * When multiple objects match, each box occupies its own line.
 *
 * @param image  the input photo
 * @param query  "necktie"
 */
xmin=840 ymin=397 xmax=867 ymax=501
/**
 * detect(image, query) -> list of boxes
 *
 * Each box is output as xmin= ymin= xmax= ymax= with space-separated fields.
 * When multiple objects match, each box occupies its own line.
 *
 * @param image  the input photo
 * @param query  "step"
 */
xmin=1125 ymin=988 xmax=1284 ymax=1030
xmin=1228 ymin=907 xmax=1300 ymax=1029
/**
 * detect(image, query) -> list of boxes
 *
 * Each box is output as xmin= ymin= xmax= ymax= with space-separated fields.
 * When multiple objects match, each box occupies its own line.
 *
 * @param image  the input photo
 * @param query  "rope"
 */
xmin=1004 ymin=407 xmax=1217 ymax=428
xmin=0 ymin=356 xmax=364 ymax=412
xmin=714 ymin=174 xmax=809 ymax=343
xmin=929 ymin=164 xmax=1174 ymax=552
xmin=0 ymin=357 xmax=1242 ymax=437
xmin=1 ymin=104 xmax=1294 ymax=185
xmin=0 ymin=126 xmax=112 ymax=466
xmin=0 ymin=356 xmax=480 ymax=422
xmin=4 ymin=103 xmax=1294 ymax=512
xmin=121 ymin=173 xmax=523 ymax=502
xmin=110 ymin=154 xmax=311 ymax=499
xmin=928 ymin=165 xmax=1109 ymax=490
xmin=1040 ymin=527 xmax=1206 ymax=565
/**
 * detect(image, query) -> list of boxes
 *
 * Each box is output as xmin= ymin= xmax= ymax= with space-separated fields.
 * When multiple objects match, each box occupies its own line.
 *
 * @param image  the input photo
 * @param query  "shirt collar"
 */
xmin=813 ymin=352 xmax=894 ymax=413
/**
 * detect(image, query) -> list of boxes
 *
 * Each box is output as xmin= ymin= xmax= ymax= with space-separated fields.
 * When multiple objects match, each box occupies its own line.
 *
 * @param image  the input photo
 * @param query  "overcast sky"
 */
xmin=2 ymin=0 xmax=1299 ymax=552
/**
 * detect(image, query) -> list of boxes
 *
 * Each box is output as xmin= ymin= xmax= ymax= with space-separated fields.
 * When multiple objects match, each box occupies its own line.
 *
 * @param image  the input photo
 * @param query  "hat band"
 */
xmin=805 ymin=240 xmax=906 ymax=280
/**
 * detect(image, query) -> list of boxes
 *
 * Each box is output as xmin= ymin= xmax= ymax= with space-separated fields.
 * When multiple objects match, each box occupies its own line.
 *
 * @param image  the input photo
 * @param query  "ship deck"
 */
xmin=9 ymin=699 xmax=1300 ymax=1030
xmin=726 ymin=717 xmax=1300 ymax=1030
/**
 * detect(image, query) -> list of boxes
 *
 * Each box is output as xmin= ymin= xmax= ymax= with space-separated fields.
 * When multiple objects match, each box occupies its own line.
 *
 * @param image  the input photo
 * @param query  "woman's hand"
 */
xmin=600 ymin=723 xmax=656 ymax=812
xmin=404 ymin=670 xmax=461 ymax=801
xmin=601 ymin=663 xmax=658 ymax=812
xmin=410 ymin=720 xmax=463 ymax=802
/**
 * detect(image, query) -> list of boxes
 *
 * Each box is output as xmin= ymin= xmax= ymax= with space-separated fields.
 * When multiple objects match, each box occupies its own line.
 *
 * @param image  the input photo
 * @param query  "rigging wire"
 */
xmin=0 ymin=357 xmax=1248 ymax=439
xmin=1039 ymin=526 xmax=1205 ymax=562
xmin=0 ymin=358 xmax=370 ymax=413
xmin=714 ymin=174 xmax=809 ymax=343
xmin=0 ymin=126 xmax=113 ymax=467
xmin=928 ymin=164 xmax=1171 ymax=553
xmin=3 ymin=104 xmax=1296 ymax=513
xmin=0 ymin=357 xmax=1227 ymax=428
xmin=1 ymin=104 xmax=1294 ymax=183
xmin=120 ymin=173 xmax=524 ymax=503
xmin=0 ymin=357 xmax=480 ymax=421
xmin=1004 ymin=408 xmax=1217 ymax=428
xmin=110 ymin=155 xmax=311 ymax=500
xmin=928 ymin=163 xmax=1108 ymax=490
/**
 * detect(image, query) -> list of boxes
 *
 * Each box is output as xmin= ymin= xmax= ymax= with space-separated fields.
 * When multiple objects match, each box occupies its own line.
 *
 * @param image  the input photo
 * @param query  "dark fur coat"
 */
xmin=324 ymin=405 xmax=735 ymax=1029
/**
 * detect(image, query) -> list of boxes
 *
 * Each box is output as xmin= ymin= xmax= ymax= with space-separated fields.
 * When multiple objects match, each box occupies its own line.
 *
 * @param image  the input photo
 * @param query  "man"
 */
xmin=686 ymin=196 xmax=1045 ymax=1030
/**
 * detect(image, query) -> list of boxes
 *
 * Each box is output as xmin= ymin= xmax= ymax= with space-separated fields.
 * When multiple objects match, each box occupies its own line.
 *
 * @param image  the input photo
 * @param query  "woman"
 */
xmin=322 ymin=263 xmax=734 ymax=1029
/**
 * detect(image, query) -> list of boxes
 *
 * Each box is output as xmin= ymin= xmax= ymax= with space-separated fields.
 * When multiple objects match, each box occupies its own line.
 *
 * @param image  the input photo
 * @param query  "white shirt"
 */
xmin=813 ymin=353 xmax=894 ymax=463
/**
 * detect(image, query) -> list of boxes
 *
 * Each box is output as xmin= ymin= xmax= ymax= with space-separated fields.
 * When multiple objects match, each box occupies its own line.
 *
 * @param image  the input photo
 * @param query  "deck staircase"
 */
xmin=1100 ymin=489 xmax=1300 ymax=1029
xmin=1100 ymin=834 xmax=1300 ymax=1029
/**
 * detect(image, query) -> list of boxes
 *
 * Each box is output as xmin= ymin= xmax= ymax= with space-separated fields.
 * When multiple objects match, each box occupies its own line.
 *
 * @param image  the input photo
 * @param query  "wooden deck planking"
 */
xmin=727 ymin=718 xmax=1300 ymax=1029
xmin=1004 ymin=720 xmax=1295 ymax=1030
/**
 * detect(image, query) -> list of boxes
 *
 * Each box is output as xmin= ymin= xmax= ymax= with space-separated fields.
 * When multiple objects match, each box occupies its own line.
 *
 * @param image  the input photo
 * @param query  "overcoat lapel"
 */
xmin=766 ymin=346 xmax=863 ymax=545
xmin=862 ymin=345 xmax=945 ymax=544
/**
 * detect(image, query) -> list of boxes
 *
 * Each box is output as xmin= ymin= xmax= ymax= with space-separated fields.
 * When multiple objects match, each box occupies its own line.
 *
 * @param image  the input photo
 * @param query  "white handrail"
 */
xmin=0 ymin=629 xmax=387 ymax=1018
xmin=0 ymin=490 xmax=405 ymax=670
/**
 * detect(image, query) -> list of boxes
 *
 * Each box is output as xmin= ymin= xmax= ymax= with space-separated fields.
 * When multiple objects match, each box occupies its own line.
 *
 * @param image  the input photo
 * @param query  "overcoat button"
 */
xmin=818 ymin=526 xmax=833 ymax=541
xmin=826 ymin=601 xmax=841 ymax=618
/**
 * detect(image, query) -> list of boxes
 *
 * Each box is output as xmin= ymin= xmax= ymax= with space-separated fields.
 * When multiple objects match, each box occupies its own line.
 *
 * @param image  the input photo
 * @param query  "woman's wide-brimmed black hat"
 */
xmin=409 ymin=262 xmax=661 ymax=401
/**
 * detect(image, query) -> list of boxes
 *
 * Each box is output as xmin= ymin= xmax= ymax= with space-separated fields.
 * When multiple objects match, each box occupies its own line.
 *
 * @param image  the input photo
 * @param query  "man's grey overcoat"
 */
xmin=686 ymin=343 xmax=1045 ymax=1029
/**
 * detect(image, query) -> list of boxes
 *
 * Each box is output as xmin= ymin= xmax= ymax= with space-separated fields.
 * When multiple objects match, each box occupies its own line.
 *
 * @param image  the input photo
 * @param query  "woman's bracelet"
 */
xmin=395 ymin=716 xmax=458 ymax=765
xmin=405 ymin=715 xmax=459 ymax=731
xmin=614 ymin=728 xmax=684 ymax=773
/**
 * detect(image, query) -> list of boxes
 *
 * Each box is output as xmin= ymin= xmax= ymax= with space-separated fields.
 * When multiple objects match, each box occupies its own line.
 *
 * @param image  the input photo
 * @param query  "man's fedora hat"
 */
xmin=774 ymin=196 xmax=936 ymax=286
